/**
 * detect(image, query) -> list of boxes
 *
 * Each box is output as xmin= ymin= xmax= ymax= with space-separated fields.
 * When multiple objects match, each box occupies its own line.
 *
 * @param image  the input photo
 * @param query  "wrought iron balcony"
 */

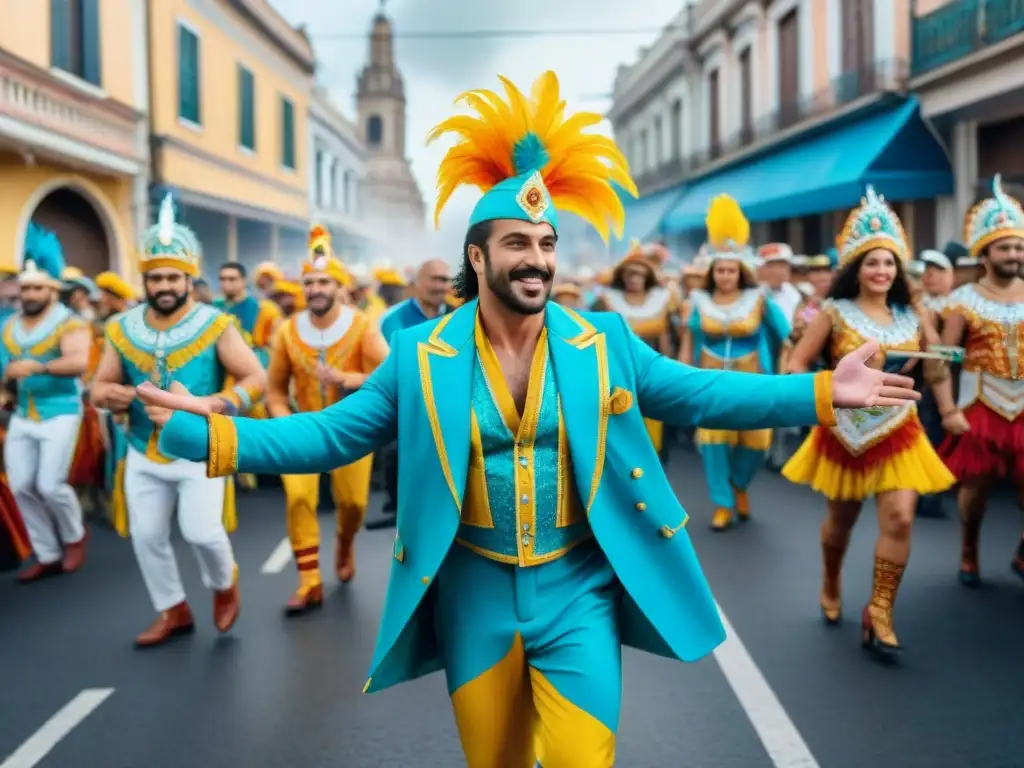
xmin=912 ymin=0 xmax=1024 ymax=77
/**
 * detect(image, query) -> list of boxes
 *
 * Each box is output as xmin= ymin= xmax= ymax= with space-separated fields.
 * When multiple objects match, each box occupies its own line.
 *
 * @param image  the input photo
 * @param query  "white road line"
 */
xmin=1 ymin=688 xmax=114 ymax=768
xmin=260 ymin=537 xmax=292 ymax=574
xmin=714 ymin=604 xmax=820 ymax=768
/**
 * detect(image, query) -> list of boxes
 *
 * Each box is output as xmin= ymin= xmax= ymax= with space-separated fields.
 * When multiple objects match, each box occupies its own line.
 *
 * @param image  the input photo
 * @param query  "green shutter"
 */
xmin=178 ymin=25 xmax=200 ymax=124
xmin=50 ymin=0 xmax=71 ymax=71
xmin=81 ymin=0 xmax=101 ymax=85
xmin=238 ymin=66 xmax=255 ymax=149
xmin=282 ymin=98 xmax=295 ymax=169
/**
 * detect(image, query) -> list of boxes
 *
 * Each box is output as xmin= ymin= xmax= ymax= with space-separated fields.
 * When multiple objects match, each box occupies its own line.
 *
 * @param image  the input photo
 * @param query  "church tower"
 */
xmin=355 ymin=5 xmax=425 ymax=238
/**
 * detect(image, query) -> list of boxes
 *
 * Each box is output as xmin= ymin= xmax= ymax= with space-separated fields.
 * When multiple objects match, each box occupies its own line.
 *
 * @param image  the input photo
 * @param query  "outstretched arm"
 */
xmin=155 ymin=340 xmax=400 ymax=477
xmin=631 ymin=320 xmax=834 ymax=430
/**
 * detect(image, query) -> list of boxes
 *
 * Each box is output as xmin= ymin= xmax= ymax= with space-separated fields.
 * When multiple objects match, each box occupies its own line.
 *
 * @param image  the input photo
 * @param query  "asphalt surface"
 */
xmin=2 ymin=455 xmax=1023 ymax=768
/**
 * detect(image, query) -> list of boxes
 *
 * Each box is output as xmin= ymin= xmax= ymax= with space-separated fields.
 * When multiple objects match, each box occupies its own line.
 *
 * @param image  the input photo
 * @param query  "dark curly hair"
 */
xmin=827 ymin=250 xmax=912 ymax=307
xmin=452 ymin=221 xmax=493 ymax=300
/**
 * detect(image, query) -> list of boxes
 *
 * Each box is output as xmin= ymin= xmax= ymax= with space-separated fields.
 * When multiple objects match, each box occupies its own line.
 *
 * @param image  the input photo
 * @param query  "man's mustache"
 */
xmin=153 ymin=291 xmax=181 ymax=301
xmin=510 ymin=267 xmax=551 ymax=281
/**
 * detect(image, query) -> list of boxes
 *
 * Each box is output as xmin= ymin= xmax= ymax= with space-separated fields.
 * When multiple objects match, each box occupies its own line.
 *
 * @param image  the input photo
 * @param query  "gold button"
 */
xmin=630 ymin=468 xmax=643 ymax=479
xmin=635 ymin=502 xmax=647 ymax=512
xmin=659 ymin=525 xmax=675 ymax=538
xmin=421 ymin=576 xmax=430 ymax=585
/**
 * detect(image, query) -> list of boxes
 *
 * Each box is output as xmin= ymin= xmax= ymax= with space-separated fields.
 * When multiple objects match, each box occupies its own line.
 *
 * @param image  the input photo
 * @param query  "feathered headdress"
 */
xmin=963 ymin=174 xmax=1024 ymax=258
xmin=703 ymin=195 xmax=757 ymax=275
xmin=140 ymin=194 xmax=201 ymax=276
xmin=21 ymin=221 xmax=66 ymax=287
xmin=427 ymin=71 xmax=638 ymax=241
xmin=836 ymin=186 xmax=908 ymax=268
xmin=302 ymin=224 xmax=349 ymax=286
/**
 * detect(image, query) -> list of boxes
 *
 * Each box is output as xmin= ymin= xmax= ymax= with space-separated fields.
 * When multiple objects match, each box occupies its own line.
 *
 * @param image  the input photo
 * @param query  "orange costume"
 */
xmin=267 ymin=227 xmax=389 ymax=612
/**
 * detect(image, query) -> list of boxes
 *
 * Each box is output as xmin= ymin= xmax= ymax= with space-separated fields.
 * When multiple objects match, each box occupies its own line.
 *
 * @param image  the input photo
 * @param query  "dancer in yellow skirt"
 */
xmin=783 ymin=186 xmax=954 ymax=662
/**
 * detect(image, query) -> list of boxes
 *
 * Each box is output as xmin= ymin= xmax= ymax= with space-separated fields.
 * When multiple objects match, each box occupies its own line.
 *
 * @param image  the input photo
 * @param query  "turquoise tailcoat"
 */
xmin=160 ymin=301 xmax=833 ymax=693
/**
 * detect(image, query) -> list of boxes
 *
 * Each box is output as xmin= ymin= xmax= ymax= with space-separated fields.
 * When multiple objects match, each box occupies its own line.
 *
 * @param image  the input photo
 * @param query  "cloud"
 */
xmin=271 ymin=0 xmax=681 ymax=264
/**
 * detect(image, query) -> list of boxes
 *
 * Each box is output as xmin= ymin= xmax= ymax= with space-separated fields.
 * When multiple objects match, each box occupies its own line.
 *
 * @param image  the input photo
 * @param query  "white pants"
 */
xmin=5 ymin=414 xmax=85 ymax=564
xmin=125 ymin=446 xmax=235 ymax=612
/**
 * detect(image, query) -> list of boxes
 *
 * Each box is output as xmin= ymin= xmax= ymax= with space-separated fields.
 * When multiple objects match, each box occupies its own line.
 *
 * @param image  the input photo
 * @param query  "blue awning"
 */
xmin=661 ymin=98 xmax=953 ymax=234
xmin=612 ymin=183 xmax=687 ymax=256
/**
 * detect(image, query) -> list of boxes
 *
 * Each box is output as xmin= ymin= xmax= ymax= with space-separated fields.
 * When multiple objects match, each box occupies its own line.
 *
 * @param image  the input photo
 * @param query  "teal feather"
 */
xmin=512 ymin=132 xmax=550 ymax=175
xmin=23 ymin=221 xmax=66 ymax=280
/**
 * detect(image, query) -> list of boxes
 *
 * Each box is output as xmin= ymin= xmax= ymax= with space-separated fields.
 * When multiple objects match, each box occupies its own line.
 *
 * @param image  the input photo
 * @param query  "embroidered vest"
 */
xmin=1 ymin=304 xmax=83 ymax=421
xmin=280 ymin=308 xmax=370 ymax=413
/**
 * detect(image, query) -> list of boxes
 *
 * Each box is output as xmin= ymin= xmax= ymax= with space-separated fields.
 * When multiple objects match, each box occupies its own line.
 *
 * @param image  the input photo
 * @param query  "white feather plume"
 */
xmin=157 ymin=194 xmax=175 ymax=246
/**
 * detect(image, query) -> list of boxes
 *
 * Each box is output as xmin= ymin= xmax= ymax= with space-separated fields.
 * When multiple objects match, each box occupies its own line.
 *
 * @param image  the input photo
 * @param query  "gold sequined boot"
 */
xmin=861 ymin=557 xmax=905 ymax=661
xmin=819 ymin=541 xmax=846 ymax=625
xmin=710 ymin=507 xmax=733 ymax=531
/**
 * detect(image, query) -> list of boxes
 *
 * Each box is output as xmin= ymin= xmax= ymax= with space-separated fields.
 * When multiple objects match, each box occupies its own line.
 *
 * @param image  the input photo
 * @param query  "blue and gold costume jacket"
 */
xmin=159 ymin=300 xmax=837 ymax=693
xmin=0 ymin=304 xmax=84 ymax=421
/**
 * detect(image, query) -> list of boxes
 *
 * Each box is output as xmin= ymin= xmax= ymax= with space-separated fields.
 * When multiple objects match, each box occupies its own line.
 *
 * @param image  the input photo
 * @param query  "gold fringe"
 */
xmin=107 ymin=313 xmax=233 ymax=375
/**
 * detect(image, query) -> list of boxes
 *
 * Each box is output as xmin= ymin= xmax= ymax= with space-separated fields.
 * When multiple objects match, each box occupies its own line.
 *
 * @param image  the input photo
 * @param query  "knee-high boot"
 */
xmin=861 ymin=557 xmax=905 ymax=661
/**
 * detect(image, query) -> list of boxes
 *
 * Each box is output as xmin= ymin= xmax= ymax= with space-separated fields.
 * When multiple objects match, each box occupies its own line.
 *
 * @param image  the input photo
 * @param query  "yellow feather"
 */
xmin=426 ymin=70 xmax=637 ymax=238
xmin=705 ymin=194 xmax=750 ymax=250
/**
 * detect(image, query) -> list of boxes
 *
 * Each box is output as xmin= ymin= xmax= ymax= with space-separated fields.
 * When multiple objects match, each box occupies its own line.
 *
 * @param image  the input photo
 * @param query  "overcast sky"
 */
xmin=270 ymin=0 xmax=684 ymax=263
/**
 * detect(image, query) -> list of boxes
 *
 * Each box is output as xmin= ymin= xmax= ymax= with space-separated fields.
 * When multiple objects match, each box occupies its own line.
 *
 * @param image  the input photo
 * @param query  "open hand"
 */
xmin=137 ymin=382 xmax=227 ymax=427
xmin=832 ymin=341 xmax=921 ymax=409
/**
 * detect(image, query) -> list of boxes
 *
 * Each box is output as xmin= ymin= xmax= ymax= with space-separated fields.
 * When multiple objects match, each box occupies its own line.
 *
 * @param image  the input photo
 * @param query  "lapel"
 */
xmin=546 ymin=304 xmax=609 ymax=515
xmin=416 ymin=301 xmax=477 ymax=510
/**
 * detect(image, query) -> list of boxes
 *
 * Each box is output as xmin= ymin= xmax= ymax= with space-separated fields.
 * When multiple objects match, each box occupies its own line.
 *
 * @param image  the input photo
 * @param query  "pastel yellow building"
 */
xmin=0 ymin=0 xmax=148 ymax=277
xmin=148 ymin=0 xmax=315 ymax=275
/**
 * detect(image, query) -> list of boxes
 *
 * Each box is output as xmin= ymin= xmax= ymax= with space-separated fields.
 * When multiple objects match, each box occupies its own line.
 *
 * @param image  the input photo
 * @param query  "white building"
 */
xmin=307 ymin=87 xmax=374 ymax=270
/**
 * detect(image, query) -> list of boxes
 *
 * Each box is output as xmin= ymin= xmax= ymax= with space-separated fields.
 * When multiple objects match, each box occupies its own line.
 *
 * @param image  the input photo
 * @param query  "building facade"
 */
xmin=148 ymin=0 xmax=314 ymax=277
xmin=354 ymin=10 xmax=425 ymax=248
xmin=910 ymin=0 xmax=1024 ymax=245
xmin=609 ymin=0 xmax=953 ymax=259
xmin=307 ymin=87 xmax=372 ymax=271
xmin=0 ymin=0 xmax=149 ymax=276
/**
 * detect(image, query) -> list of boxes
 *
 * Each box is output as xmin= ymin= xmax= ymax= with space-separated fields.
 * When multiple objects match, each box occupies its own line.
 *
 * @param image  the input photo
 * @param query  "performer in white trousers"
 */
xmin=91 ymin=195 xmax=265 ymax=647
xmin=2 ymin=227 xmax=90 ymax=583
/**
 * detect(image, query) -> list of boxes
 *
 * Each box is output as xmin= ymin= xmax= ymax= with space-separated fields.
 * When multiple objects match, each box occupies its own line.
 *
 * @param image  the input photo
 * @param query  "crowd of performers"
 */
xmin=1 ymin=179 xmax=1021 ymax=664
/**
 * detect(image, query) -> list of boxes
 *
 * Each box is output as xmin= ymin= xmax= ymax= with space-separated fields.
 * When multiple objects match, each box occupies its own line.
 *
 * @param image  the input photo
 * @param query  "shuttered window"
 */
xmin=238 ymin=65 xmax=255 ymax=149
xmin=50 ymin=0 xmax=102 ymax=86
xmin=281 ymin=96 xmax=296 ymax=169
xmin=178 ymin=23 xmax=201 ymax=125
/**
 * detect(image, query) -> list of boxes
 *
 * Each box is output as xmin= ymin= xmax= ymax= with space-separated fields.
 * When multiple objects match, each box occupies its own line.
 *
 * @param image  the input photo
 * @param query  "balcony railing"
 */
xmin=0 ymin=51 xmax=140 ymax=168
xmin=912 ymin=0 xmax=1024 ymax=77
xmin=633 ymin=59 xmax=907 ymax=194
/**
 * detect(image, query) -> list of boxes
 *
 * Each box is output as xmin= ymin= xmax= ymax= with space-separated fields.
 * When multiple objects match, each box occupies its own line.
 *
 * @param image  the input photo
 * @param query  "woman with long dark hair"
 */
xmin=783 ymin=187 xmax=954 ymax=663
xmin=679 ymin=196 xmax=790 ymax=531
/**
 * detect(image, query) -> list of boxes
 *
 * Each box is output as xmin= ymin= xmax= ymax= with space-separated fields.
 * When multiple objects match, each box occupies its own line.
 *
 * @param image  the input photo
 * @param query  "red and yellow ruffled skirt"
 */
xmin=783 ymin=414 xmax=955 ymax=501
xmin=940 ymin=401 xmax=1024 ymax=482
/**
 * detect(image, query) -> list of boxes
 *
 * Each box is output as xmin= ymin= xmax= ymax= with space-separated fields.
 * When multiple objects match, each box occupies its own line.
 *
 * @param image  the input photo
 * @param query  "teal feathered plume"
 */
xmin=23 ymin=221 xmax=66 ymax=281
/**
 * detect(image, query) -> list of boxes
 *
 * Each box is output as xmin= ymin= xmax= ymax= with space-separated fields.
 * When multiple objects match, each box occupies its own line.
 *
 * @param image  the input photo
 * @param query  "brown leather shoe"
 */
xmin=61 ymin=531 xmax=89 ymax=573
xmin=135 ymin=602 xmax=195 ymax=648
xmin=335 ymin=534 xmax=356 ymax=583
xmin=284 ymin=583 xmax=324 ymax=616
xmin=17 ymin=560 xmax=63 ymax=584
xmin=213 ymin=583 xmax=241 ymax=633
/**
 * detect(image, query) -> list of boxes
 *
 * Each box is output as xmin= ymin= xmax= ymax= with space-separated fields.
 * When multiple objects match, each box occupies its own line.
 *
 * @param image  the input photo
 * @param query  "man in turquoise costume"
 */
xmin=3 ymin=223 xmax=91 ymax=583
xmin=91 ymin=195 xmax=265 ymax=648
xmin=142 ymin=72 xmax=920 ymax=765
xmin=214 ymin=261 xmax=282 ymax=371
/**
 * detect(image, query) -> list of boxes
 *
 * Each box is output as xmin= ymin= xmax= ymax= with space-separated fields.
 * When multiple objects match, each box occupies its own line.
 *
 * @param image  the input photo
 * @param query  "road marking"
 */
xmin=1 ymin=688 xmax=114 ymax=768
xmin=714 ymin=604 xmax=820 ymax=768
xmin=260 ymin=537 xmax=292 ymax=573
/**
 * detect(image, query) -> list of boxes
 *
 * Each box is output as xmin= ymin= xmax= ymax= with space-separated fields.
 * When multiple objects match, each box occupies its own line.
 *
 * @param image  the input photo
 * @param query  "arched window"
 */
xmin=367 ymin=115 xmax=383 ymax=146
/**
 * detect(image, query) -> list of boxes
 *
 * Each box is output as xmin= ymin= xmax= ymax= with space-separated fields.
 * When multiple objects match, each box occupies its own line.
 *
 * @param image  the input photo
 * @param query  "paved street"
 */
xmin=2 ymin=456 xmax=1023 ymax=768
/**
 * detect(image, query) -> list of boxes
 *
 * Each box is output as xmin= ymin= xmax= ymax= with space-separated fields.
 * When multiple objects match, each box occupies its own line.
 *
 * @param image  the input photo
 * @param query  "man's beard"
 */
xmin=147 ymin=289 xmax=190 ymax=316
xmin=21 ymin=298 xmax=50 ymax=317
xmin=990 ymin=260 xmax=1022 ymax=280
xmin=484 ymin=255 xmax=551 ymax=315
xmin=307 ymin=294 xmax=335 ymax=317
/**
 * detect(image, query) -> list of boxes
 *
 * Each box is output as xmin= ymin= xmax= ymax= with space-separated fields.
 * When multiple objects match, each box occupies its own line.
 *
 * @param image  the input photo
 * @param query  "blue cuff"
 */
xmin=158 ymin=412 xmax=211 ymax=461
